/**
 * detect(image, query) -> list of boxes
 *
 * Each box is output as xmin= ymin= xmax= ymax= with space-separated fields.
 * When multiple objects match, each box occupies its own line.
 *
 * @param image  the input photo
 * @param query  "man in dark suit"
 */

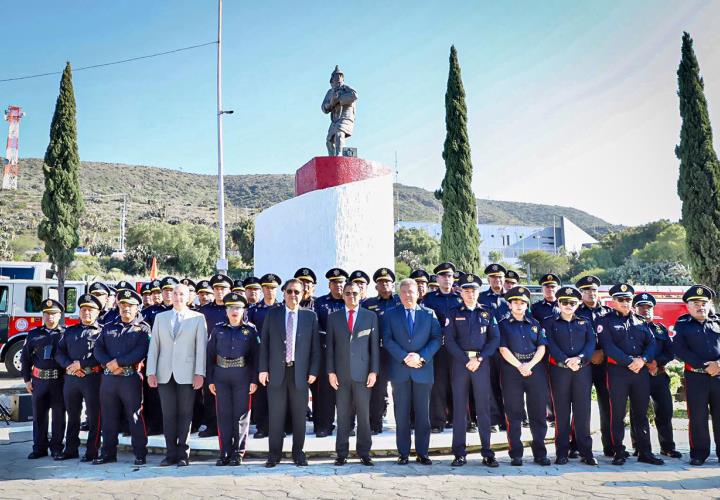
xmin=259 ymin=278 xmax=320 ymax=467
xmin=383 ymin=278 xmax=442 ymax=465
xmin=327 ymin=281 xmax=379 ymax=466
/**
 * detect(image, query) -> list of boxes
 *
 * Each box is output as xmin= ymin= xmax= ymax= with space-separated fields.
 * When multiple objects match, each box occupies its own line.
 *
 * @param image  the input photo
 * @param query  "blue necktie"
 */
xmin=406 ymin=309 xmax=414 ymax=337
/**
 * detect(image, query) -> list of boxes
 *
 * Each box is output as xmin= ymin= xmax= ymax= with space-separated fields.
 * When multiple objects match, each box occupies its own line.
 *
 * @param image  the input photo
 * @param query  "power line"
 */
xmin=0 ymin=41 xmax=218 ymax=83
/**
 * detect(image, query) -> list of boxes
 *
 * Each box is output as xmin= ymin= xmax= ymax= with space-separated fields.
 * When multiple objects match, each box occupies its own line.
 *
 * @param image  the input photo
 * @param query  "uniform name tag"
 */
xmin=356 ymin=329 xmax=371 ymax=337
xmin=455 ymin=318 xmax=466 ymax=321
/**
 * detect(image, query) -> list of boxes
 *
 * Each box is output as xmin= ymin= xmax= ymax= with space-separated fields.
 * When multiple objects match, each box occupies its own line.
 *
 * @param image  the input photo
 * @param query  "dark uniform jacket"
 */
xmin=20 ymin=325 xmax=65 ymax=382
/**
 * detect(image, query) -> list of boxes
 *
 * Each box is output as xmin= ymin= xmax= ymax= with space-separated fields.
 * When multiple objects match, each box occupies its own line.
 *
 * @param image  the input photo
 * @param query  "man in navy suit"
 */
xmin=383 ymin=278 xmax=442 ymax=465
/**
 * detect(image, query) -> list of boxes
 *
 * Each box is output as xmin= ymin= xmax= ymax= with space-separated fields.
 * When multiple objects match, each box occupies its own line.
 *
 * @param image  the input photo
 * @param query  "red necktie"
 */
xmin=348 ymin=309 xmax=355 ymax=334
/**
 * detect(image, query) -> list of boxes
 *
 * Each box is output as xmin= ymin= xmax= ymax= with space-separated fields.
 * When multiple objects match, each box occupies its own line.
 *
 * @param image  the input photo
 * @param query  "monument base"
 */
xmin=254 ymin=156 xmax=394 ymax=296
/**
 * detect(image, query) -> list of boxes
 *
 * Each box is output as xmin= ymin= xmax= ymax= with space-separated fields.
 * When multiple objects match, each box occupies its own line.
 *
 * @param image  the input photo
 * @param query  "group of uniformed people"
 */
xmin=20 ymin=261 xmax=720 ymax=468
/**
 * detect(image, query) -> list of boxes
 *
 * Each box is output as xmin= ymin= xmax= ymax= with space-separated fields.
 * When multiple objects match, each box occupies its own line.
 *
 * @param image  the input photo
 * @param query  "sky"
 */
xmin=2 ymin=0 xmax=720 ymax=226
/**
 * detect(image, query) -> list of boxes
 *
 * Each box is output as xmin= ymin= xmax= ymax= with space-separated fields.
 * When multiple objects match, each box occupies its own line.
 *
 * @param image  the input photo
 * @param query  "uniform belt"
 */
xmin=685 ymin=363 xmax=708 ymax=374
xmin=513 ymin=352 xmax=535 ymax=361
xmin=548 ymin=356 xmax=588 ymax=369
xmin=104 ymin=365 xmax=139 ymax=376
xmin=32 ymin=367 xmax=59 ymax=380
xmin=217 ymin=355 xmax=246 ymax=368
xmin=70 ymin=365 xmax=102 ymax=376
xmin=465 ymin=350 xmax=481 ymax=359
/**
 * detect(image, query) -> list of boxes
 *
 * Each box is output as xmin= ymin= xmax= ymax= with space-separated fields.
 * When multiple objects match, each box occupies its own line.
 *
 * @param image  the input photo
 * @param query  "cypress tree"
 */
xmin=38 ymin=62 xmax=84 ymax=315
xmin=437 ymin=45 xmax=481 ymax=272
xmin=676 ymin=32 xmax=720 ymax=295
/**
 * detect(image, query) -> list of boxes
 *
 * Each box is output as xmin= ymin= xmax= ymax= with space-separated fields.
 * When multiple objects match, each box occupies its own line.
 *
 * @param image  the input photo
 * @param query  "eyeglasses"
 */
xmin=285 ymin=289 xmax=302 ymax=295
xmin=559 ymin=300 xmax=578 ymax=307
xmin=344 ymin=292 xmax=360 ymax=297
xmin=615 ymin=297 xmax=632 ymax=303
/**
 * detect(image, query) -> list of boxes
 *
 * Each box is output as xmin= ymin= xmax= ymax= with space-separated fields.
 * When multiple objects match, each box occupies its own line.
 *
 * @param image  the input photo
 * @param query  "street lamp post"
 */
xmin=216 ymin=0 xmax=233 ymax=274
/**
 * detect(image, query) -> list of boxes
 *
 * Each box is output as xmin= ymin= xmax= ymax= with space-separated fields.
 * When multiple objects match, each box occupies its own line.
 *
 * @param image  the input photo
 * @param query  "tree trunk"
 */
xmin=57 ymin=265 xmax=66 ymax=326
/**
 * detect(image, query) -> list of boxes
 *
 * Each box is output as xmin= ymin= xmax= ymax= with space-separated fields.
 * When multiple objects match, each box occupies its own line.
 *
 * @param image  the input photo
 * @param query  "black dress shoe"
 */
xmin=264 ymin=460 xmax=277 ymax=468
xmin=431 ymin=427 xmax=443 ymax=434
xmin=27 ymin=451 xmax=48 ymax=460
xmin=555 ymin=456 xmax=568 ymax=465
xmin=216 ymin=457 xmax=230 ymax=466
xmin=416 ymin=455 xmax=432 ymax=465
xmin=445 ymin=422 xmax=453 ymax=429
xmin=632 ymin=449 xmax=639 ymax=457
xmin=466 ymin=424 xmax=477 ymax=433
xmin=92 ymin=456 xmax=117 ymax=465
xmin=689 ymin=458 xmax=705 ymax=466
xmin=612 ymin=454 xmax=626 ymax=466
xmin=160 ymin=458 xmax=176 ymax=467
xmin=623 ymin=450 xmax=631 ymax=458
xmin=51 ymin=453 xmax=63 ymax=460
xmin=315 ymin=430 xmax=329 ymax=438
xmin=80 ymin=456 xmax=95 ymax=463
xmin=134 ymin=457 xmax=146 ymax=466
xmin=490 ymin=425 xmax=498 ymax=433
xmin=498 ymin=424 xmax=507 ymax=431
xmin=229 ymin=456 xmax=241 ymax=466
xmin=510 ymin=457 xmax=523 ymax=466
xmin=294 ymin=456 xmax=308 ymax=467
xmin=482 ymin=456 xmax=499 ymax=468
xmin=397 ymin=456 xmax=409 ymax=465
xmin=534 ymin=457 xmax=551 ymax=466
xmin=451 ymin=456 xmax=466 ymax=467
xmin=521 ymin=420 xmax=530 ymax=428
xmin=177 ymin=459 xmax=189 ymax=467
xmin=581 ymin=457 xmax=599 ymax=466
xmin=334 ymin=457 xmax=347 ymax=466
xmin=360 ymin=456 xmax=374 ymax=466
xmin=638 ymin=454 xmax=664 ymax=465
xmin=568 ymin=450 xmax=580 ymax=459
xmin=253 ymin=431 xmax=267 ymax=439
xmin=661 ymin=449 xmax=682 ymax=459
xmin=55 ymin=452 xmax=79 ymax=461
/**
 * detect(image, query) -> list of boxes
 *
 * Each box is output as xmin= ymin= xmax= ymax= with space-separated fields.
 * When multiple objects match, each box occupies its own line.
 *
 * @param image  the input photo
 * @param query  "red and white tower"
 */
xmin=2 ymin=105 xmax=25 ymax=190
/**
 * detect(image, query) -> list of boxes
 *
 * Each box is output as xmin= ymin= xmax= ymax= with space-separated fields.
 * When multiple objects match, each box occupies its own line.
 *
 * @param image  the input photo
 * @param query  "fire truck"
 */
xmin=0 ymin=279 xmax=86 ymax=377
xmin=598 ymin=285 xmax=688 ymax=333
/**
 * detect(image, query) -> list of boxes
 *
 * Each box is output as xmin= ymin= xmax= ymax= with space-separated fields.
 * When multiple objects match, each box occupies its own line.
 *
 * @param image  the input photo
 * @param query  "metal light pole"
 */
xmin=216 ymin=0 xmax=229 ymax=274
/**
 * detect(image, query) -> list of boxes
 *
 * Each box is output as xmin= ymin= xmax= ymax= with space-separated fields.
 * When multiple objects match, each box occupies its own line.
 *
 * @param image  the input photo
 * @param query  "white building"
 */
xmin=396 ymin=216 xmax=597 ymax=265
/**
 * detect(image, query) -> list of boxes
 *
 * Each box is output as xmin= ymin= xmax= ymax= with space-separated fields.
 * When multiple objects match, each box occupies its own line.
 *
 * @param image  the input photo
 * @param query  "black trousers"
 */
xmin=549 ymin=364 xmax=593 ymax=459
xmin=250 ymin=383 xmax=269 ymax=433
xmin=335 ymin=380 xmax=372 ymax=459
xmin=202 ymin=381 xmax=217 ymax=432
xmin=214 ymin=367 xmax=251 ymax=458
xmin=630 ymin=371 xmax=676 ymax=453
xmin=392 ymin=379 xmax=432 ymax=457
xmin=451 ymin=360 xmax=493 ymax=458
xmin=63 ymin=373 xmax=101 ymax=458
xmin=310 ymin=343 xmax=336 ymax=434
xmin=142 ymin=375 xmax=163 ymax=435
xmin=369 ymin=348 xmax=391 ymax=432
xmin=500 ymin=362 xmax=548 ymax=459
xmin=31 ymin=377 xmax=65 ymax=455
xmin=685 ymin=370 xmax=720 ymax=462
xmin=430 ymin=345 xmax=452 ymax=428
xmin=606 ymin=364 xmax=651 ymax=456
xmin=100 ymin=374 xmax=147 ymax=460
xmin=157 ymin=376 xmax=196 ymax=461
xmin=268 ymin=365 xmax=309 ymax=461
xmin=489 ymin=354 xmax=505 ymax=426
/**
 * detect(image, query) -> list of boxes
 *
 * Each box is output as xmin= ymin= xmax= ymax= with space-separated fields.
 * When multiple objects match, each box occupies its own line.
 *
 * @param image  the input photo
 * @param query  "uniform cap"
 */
xmin=632 ymin=293 xmax=656 ymax=307
xmin=78 ymin=293 xmax=102 ymax=310
xmin=224 ymin=293 xmax=248 ymax=308
xmin=180 ymin=278 xmax=196 ymax=291
xmin=209 ymin=274 xmax=233 ymax=289
xmin=150 ymin=279 xmax=162 ymax=292
xmin=325 ymin=268 xmax=349 ymax=281
xmin=350 ymin=270 xmax=370 ymax=284
xmin=484 ymin=263 xmax=507 ymax=277
xmin=428 ymin=274 xmax=438 ymax=286
xmin=575 ymin=275 xmax=601 ymax=289
xmin=196 ymin=280 xmax=213 ymax=294
xmin=409 ymin=269 xmax=430 ymax=282
xmin=539 ymin=274 xmax=561 ymax=286
xmin=42 ymin=298 xmax=64 ymax=313
xmin=682 ymin=284 xmax=715 ymax=303
xmin=373 ymin=267 xmax=395 ymax=283
xmin=504 ymin=286 xmax=531 ymax=303
xmin=160 ymin=276 xmax=179 ymax=290
xmin=231 ymin=279 xmax=245 ymax=292
xmin=609 ymin=283 xmax=635 ymax=298
xmin=556 ymin=287 xmax=582 ymax=302
xmin=260 ymin=273 xmax=282 ymax=287
xmin=89 ymin=282 xmax=110 ymax=296
xmin=458 ymin=273 xmax=482 ymax=289
xmin=433 ymin=262 xmax=456 ymax=275
xmin=242 ymin=276 xmax=262 ymax=289
xmin=294 ymin=268 xmax=317 ymax=284
xmin=140 ymin=282 xmax=153 ymax=295
xmin=116 ymin=289 xmax=142 ymax=305
xmin=115 ymin=280 xmax=133 ymax=292
xmin=505 ymin=270 xmax=520 ymax=283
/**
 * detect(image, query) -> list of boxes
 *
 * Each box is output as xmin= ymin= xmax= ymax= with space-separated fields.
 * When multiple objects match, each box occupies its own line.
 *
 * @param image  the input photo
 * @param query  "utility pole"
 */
xmin=215 ymin=0 xmax=232 ymax=274
xmin=119 ymin=194 xmax=127 ymax=253
xmin=394 ymin=151 xmax=399 ymax=224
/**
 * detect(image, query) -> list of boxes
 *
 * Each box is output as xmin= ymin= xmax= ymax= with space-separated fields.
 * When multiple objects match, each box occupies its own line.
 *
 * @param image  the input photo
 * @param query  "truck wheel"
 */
xmin=4 ymin=342 xmax=23 ymax=378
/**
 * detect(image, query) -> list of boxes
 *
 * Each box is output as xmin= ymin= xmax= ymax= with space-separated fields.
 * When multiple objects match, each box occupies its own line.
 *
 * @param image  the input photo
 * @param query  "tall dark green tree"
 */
xmin=436 ymin=45 xmax=481 ymax=272
xmin=676 ymin=32 xmax=720 ymax=295
xmin=38 ymin=62 xmax=84 ymax=314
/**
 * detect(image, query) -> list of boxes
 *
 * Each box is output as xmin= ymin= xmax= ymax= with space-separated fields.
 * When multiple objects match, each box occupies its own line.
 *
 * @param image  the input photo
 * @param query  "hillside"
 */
xmin=0 ymin=158 xmax=615 ymax=251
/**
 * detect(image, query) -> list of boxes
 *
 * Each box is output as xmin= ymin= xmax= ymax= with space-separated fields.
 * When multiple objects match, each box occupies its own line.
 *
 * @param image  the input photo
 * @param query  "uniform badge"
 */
xmin=242 ymin=328 xmax=248 ymax=336
xmin=531 ymin=326 xmax=538 ymax=333
xmin=381 ymin=269 xmax=387 ymax=275
xmin=565 ymin=288 xmax=572 ymax=294
xmin=467 ymin=274 xmax=474 ymax=281
xmin=578 ymin=320 xmax=585 ymax=325
xmin=333 ymin=269 xmax=340 ymax=276
xmin=302 ymin=269 xmax=309 ymax=275
xmin=697 ymin=287 xmax=704 ymax=296
xmin=481 ymin=312 xmax=488 ymax=318
xmin=491 ymin=265 xmax=498 ymax=271
xmin=46 ymin=300 xmax=52 ymax=307
xmin=133 ymin=326 xmax=141 ymax=332
xmin=642 ymin=294 xmax=648 ymax=300
xmin=620 ymin=284 xmax=628 ymax=292
xmin=518 ymin=287 xmax=525 ymax=293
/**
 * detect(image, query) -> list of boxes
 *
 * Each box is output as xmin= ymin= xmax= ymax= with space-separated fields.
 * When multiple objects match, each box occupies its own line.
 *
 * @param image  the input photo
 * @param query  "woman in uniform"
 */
xmin=207 ymin=293 xmax=259 ymax=466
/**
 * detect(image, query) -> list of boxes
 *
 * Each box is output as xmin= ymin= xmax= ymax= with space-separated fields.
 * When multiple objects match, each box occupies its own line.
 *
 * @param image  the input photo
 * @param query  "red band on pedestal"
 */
xmin=295 ymin=156 xmax=392 ymax=196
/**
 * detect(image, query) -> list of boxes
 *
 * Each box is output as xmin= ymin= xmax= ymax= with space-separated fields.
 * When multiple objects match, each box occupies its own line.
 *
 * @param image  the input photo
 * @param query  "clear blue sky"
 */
xmin=3 ymin=0 xmax=720 ymax=226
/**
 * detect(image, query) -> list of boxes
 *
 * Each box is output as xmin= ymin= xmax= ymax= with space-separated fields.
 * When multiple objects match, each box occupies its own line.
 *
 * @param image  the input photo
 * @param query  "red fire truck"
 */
xmin=0 ymin=279 xmax=86 ymax=377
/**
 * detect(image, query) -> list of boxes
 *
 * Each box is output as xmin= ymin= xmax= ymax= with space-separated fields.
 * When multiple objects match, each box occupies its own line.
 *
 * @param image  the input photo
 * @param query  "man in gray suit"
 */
xmin=327 ymin=281 xmax=379 ymax=466
xmin=147 ymin=284 xmax=208 ymax=466
xmin=259 ymin=278 xmax=321 ymax=467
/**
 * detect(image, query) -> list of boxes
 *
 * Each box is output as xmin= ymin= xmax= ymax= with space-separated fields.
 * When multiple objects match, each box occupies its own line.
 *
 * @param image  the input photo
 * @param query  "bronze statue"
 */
xmin=322 ymin=66 xmax=358 ymax=156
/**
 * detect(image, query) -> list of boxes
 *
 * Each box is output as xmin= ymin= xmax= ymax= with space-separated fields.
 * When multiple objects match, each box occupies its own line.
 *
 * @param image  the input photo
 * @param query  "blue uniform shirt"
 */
xmin=20 ymin=325 xmax=65 ymax=382
xmin=362 ymin=294 xmax=401 ymax=344
xmin=542 ymin=314 xmax=596 ymax=365
xmin=94 ymin=315 xmax=150 ymax=368
xmin=247 ymin=300 xmax=281 ymax=335
xmin=55 ymin=321 xmax=102 ymax=369
xmin=445 ymin=304 xmax=500 ymax=363
xmin=206 ymin=322 xmax=260 ymax=385
xmin=672 ymin=313 xmax=720 ymax=370
xmin=531 ymin=299 xmax=559 ymax=323
xmin=647 ymin=321 xmax=673 ymax=367
xmin=421 ymin=289 xmax=463 ymax=336
xmin=498 ymin=314 xmax=548 ymax=358
xmin=142 ymin=303 xmax=171 ymax=329
xmin=200 ymin=302 xmax=229 ymax=336
xmin=576 ymin=302 xmax=612 ymax=349
xmin=313 ymin=294 xmax=345 ymax=332
xmin=478 ymin=289 xmax=510 ymax=320
xmin=596 ymin=310 xmax=656 ymax=366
